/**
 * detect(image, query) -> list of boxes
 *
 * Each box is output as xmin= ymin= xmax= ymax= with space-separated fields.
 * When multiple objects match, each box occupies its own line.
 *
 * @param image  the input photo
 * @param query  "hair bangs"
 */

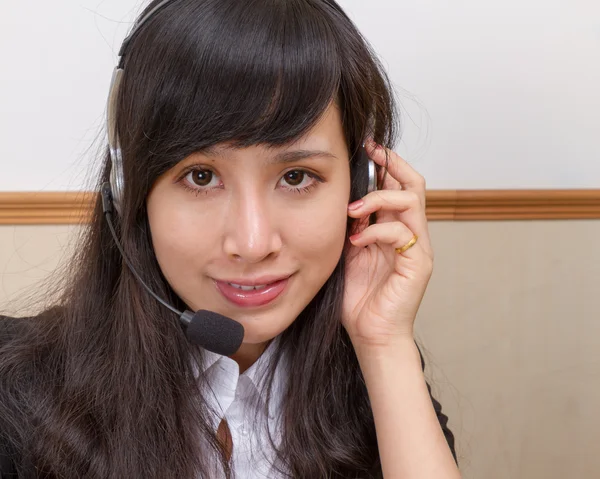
xmin=123 ymin=0 xmax=345 ymax=168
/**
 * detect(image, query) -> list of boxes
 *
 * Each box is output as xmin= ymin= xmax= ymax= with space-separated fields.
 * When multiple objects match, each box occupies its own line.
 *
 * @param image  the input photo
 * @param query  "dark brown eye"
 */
xmin=190 ymin=169 xmax=213 ymax=186
xmin=283 ymin=170 xmax=305 ymax=186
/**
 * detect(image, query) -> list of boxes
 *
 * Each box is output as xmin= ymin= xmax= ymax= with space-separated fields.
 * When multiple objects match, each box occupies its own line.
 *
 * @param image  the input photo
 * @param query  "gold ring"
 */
xmin=395 ymin=234 xmax=418 ymax=254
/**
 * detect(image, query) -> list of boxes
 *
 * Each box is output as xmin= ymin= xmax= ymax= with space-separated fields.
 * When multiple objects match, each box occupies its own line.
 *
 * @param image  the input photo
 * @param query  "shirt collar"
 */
xmin=192 ymin=336 xmax=286 ymax=416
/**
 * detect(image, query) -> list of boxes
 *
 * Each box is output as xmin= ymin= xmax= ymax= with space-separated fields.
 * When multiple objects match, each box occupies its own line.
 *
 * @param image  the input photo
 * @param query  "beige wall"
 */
xmin=1 ymin=221 xmax=599 ymax=478
xmin=0 ymin=225 xmax=79 ymax=313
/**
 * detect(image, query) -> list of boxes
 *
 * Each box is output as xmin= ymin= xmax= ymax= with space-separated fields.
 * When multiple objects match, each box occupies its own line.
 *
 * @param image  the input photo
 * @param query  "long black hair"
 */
xmin=0 ymin=0 xmax=399 ymax=477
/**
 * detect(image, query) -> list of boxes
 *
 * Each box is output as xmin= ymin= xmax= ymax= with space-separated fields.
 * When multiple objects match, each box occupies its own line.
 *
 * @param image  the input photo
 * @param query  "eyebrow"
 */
xmin=199 ymin=146 xmax=339 ymax=164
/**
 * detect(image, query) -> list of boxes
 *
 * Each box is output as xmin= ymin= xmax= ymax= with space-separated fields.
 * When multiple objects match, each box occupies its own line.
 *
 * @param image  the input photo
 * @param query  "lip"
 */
xmin=216 ymin=275 xmax=291 ymax=286
xmin=214 ymin=275 xmax=291 ymax=308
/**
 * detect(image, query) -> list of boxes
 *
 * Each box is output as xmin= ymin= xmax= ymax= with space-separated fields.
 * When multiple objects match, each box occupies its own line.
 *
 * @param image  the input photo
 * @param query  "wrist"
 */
xmin=352 ymin=335 xmax=421 ymax=369
xmin=350 ymin=328 xmax=416 ymax=353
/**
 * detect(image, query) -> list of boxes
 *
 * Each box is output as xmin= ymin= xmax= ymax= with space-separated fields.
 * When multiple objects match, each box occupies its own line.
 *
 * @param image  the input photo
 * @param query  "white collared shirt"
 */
xmin=194 ymin=339 xmax=288 ymax=478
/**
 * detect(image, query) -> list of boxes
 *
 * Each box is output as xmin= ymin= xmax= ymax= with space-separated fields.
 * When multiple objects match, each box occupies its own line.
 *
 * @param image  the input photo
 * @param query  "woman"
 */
xmin=0 ymin=0 xmax=459 ymax=477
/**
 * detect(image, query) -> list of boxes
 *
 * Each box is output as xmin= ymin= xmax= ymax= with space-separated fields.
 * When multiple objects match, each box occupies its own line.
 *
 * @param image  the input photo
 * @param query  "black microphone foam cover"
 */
xmin=185 ymin=310 xmax=244 ymax=356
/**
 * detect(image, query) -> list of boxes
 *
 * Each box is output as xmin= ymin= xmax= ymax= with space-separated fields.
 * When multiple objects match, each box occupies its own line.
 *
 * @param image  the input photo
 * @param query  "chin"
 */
xmin=234 ymin=314 xmax=293 ymax=344
xmin=239 ymin=326 xmax=285 ymax=345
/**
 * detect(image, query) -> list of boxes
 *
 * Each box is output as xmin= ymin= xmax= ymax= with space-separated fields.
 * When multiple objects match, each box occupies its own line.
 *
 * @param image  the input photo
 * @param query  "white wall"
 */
xmin=1 ymin=0 xmax=599 ymax=191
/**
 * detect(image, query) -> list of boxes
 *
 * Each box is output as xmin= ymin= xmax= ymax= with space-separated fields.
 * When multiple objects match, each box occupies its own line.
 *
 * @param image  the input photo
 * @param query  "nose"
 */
xmin=222 ymin=189 xmax=282 ymax=263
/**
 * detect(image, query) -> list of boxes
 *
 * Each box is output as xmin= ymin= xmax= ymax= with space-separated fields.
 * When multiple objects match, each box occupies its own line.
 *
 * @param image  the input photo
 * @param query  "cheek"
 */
xmin=292 ymin=166 xmax=350 ymax=249
xmin=147 ymin=203 xmax=212 ymax=284
xmin=288 ymin=200 xmax=348 ymax=265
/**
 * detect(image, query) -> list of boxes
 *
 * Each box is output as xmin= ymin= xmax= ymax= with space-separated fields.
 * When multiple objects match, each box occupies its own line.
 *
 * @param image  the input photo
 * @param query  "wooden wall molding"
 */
xmin=426 ymin=189 xmax=600 ymax=220
xmin=0 ymin=190 xmax=599 ymax=225
xmin=0 ymin=192 xmax=95 ymax=225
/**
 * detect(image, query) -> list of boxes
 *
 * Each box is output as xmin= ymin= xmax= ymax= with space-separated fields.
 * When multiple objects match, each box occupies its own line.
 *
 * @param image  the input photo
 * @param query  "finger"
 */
xmin=365 ymin=140 xmax=426 ymax=205
xmin=348 ymin=190 xmax=421 ymax=218
xmin=349 ymin=221 xmax=428 ymax=262
xmin=348 ymin=190 xmax=433 ymax=258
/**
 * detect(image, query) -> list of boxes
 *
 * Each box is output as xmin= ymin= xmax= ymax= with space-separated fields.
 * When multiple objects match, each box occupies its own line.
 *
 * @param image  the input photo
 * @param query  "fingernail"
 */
xmin=349 ymin=233 xmax=361 ymax=242
xmin=348 ymin=200 xmax=364 ymax=211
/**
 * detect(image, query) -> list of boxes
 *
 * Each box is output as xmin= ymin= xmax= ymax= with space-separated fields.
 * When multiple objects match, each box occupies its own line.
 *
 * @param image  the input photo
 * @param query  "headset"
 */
xmin=100 ymin=0 xmax=378 ymax=356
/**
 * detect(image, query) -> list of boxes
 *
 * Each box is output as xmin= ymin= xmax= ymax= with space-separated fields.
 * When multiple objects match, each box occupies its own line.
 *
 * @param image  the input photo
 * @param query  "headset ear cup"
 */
xmin=107 ymin=67 xmax=125 ymax=215
xmin=109 ymin=149 xmax=124 ymax=215
xmin=349 ymin=144 xmax=378 ymax=226
xmin=367 ymin=158 xmax=377 ymax=193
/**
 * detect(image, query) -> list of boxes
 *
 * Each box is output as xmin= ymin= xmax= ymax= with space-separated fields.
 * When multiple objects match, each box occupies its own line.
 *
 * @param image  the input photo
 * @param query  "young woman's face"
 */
xmin=147 ymin=103 xmax=351 ymax=349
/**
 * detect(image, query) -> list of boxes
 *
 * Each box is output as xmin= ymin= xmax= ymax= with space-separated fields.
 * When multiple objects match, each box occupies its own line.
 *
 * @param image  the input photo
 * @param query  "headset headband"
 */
xmin=108 ymin=0 xmax=177 ymax=213
xmin=118 ymin=0 xmax=175 ymax=63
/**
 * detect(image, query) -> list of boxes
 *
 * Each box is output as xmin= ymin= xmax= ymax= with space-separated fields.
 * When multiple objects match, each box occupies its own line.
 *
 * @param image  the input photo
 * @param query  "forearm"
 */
xmin=355 ymin=339 xmax=460 ymax=479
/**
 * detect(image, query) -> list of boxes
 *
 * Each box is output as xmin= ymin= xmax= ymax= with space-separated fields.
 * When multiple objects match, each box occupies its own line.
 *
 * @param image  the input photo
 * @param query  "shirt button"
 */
xmin=240 ymin=426 xmax=249 ymax=436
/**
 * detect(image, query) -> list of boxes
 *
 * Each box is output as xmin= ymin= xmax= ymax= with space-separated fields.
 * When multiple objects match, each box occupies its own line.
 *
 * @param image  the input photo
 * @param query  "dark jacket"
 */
xmin=0 ymin=315 xmax=456 ymax=477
